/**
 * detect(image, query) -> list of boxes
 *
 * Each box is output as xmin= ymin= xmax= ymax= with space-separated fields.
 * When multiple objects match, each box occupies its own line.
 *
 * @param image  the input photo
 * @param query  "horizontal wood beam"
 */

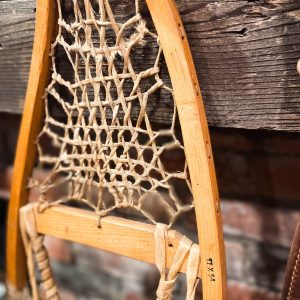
xmin=34 ymin=204 xmax=202 ymax=278
xmin=0 ymin=0 xmax=300 ymax=131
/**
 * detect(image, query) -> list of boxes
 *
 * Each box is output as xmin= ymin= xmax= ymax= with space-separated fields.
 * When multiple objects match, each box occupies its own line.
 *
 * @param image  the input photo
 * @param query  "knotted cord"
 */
xmin=154 ymin=224 xmax=200 ymax=300
xmin=28 ymin=0 xmax=194 ymax=227
xmin=20 ymin=205 xmax=59 ymax=300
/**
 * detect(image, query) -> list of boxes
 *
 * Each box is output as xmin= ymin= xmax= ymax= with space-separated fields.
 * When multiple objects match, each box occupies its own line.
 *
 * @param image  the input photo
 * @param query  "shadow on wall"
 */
xmin=212 ymin=128 xmax=300 ymax=296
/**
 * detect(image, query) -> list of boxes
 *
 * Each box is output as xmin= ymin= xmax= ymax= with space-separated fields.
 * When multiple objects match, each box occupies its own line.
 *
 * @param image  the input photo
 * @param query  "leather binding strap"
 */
xmin=281 ymin=221 xmax=300 ymax=300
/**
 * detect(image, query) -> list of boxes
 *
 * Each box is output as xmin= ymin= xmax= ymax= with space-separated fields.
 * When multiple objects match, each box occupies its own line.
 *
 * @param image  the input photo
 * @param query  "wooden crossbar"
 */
xmin=32 ymin=203 xmax=202 ymax=278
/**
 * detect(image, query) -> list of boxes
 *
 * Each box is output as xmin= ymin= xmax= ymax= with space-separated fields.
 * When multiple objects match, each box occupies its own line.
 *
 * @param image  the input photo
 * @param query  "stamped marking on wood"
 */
xmin=206 ymin=258 xmax=216 ymax=282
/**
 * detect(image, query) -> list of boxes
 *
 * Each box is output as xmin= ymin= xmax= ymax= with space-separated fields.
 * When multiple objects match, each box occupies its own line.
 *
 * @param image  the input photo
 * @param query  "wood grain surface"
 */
xmin=0 ymin=0 xmax=300 ymax=131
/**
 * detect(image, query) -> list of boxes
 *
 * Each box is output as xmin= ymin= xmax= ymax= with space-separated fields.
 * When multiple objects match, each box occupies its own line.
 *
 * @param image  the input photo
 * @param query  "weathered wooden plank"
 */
xmin=0 ymin=0 xmax=300 ymax=131
xmin=0 ymin=0 xmax=35 ymax=115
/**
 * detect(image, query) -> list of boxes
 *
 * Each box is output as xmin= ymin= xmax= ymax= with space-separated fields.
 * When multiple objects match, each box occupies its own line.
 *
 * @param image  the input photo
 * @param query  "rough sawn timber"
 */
xmin=0 ymin=0 xmax=300 ymax=131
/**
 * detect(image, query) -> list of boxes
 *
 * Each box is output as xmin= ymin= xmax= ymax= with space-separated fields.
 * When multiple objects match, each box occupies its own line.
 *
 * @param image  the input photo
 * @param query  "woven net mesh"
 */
xmin=30 ymin=0 xmax=194 ymax=227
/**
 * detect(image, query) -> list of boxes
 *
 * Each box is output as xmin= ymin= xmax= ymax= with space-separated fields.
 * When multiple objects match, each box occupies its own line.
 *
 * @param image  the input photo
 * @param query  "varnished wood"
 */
xmin=29 ymin=203 xmax=201 ymax=278
xmin=145 ymin=1 xmax=226 ymax=299
xmin=6 ymin=0 xmax=57 ymax=291
xmin=1 ymin=0 xmax=300 ymax=131
xmin=6 ymin=0 xmax=226 ymax=299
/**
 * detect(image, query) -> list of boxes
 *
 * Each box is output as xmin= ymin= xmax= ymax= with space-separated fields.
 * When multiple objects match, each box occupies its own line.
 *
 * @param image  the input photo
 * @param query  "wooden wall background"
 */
xmin=0 ymin=0 xmax=300 ymax=131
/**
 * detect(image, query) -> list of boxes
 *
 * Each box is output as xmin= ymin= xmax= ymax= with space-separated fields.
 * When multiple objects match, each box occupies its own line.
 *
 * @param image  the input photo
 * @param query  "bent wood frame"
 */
xmin=6 ymin=0 xmax=227 ymax=299
xmin=6 ymin=0 xmax=58 ymax=292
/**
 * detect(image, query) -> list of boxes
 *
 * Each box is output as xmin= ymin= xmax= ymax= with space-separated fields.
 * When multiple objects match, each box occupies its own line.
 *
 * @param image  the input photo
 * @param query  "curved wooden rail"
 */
xmin=6 ymin=0 xmax=57 ymax=292
xmin=145 ymin=0 xmax=227 ymax=299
